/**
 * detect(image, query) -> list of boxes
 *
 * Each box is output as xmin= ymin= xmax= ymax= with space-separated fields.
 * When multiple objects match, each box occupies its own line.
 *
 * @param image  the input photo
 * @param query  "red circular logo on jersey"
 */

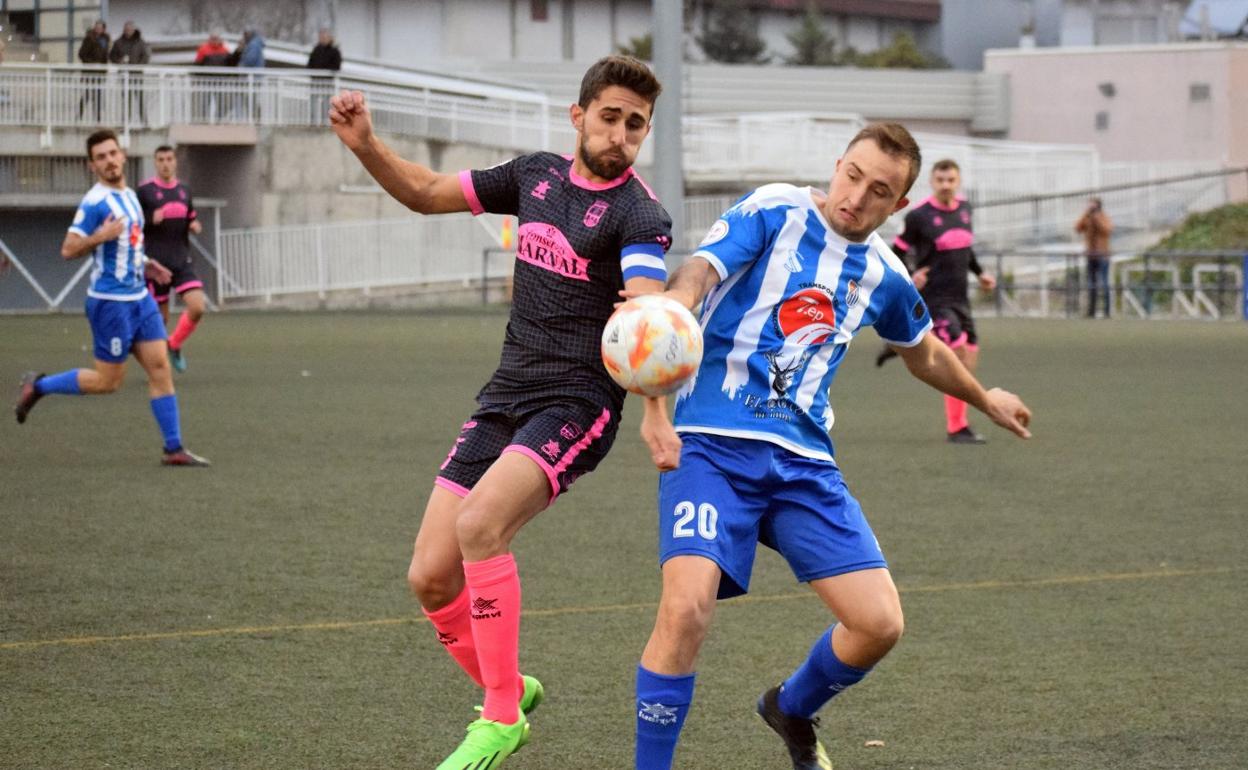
xmin=776 ymin=288 xmax=836 ymax=345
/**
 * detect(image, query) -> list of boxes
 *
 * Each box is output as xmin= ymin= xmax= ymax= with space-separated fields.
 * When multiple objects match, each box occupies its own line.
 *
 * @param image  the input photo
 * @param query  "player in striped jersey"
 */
xmin=331 ymin=56 xmax=678 ymax=769
xmin=632 ymin=124 xmax=1031 ymax=770
xmin=13 ymin=130 xmax=209 ymax=466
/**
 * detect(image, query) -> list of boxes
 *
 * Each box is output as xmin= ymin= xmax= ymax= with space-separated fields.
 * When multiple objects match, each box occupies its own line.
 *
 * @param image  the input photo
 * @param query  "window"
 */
xmin=1189 ymin=83 xmax=1211 ymax=102
xmin=1095 ymin=111 xmax=1110 ymax=131
xmin=531 ymin=0 xmax=549 ymax=22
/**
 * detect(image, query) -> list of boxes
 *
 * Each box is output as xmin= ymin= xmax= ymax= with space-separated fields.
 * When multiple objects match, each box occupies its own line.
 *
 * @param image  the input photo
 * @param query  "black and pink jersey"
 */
xmin=892 ymin=196 xmax=982 ymax=308
xmin=459 ymin=151 xmax=672 ymax=403
xmin=136 ymin=177 xmax=197 ymax=266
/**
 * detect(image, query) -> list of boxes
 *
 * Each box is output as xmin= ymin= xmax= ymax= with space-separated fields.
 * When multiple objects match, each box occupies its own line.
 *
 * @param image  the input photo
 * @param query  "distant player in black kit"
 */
xmin=878 ymin=159 xmax=996 ymax=443
xmin=330 ymin=56 xmax=678 ymax=769
xmin=136 ymin=146 xmax=204 ymax=373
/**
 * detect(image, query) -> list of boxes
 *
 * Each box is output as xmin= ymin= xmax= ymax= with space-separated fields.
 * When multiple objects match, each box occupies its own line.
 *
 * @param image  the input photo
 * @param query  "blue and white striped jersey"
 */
xmin=674 ymin=184 xmax=932 ymax=462
xmin=69 ymin=183 xmax=148 ymax=301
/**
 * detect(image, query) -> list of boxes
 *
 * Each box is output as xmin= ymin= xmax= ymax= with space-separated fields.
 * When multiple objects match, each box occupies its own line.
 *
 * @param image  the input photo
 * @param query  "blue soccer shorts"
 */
xmin=658 ymin=432 xmax=887 ymax=599
xmin=85 ymin=294 xmax=167 ymax=363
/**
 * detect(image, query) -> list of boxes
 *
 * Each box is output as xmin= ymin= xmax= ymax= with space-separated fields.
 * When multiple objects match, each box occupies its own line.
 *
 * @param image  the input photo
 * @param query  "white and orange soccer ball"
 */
xmin=601 ymin=294 xmax=703 ymax=397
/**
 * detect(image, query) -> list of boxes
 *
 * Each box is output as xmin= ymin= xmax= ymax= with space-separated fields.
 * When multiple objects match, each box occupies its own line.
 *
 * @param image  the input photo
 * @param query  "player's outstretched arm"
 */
xmin=328 ymin=90 xmax=468 ymax=215
xmin=663 ymin=256 xmax=721 ymax=310
xmin=897 ymin=334 xmax=1032 ymax=439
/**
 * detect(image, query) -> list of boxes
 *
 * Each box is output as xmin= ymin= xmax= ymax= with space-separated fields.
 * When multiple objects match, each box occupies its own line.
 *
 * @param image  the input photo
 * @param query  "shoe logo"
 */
xmin=436 ymin=631 xmax=457 ymax=646
xmin=531 ymin=180 xmax=551 ymax=200
xmin=638 ymin=701 xmax=679 ymax=726
xmin=471 ymin=597 xmax=502 ymax=620
xmin=540 ymin=440 xmax=562 ymax=461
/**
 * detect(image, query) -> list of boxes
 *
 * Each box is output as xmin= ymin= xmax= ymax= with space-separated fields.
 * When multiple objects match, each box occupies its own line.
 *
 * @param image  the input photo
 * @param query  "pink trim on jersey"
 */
xmin=435 ymin=476 xmax=472 ymax=498
xmin=503 ymin=445 xmax=560 ymax=506
xmin=893 ymin=236 xmax=910 ymax=251
xmin=934 ymin=228 xmax=974 ymax=251
xmin=563 ymin=154 xmax=635 ymax=191
xmin=630 ymin=168 xmax=659 ymax=201
xmin=175 ymin=279 xmax=204 ymax=294
xmin=965 ymin=343 xmax=979 ymax=353
xmin=142 ymin=176 xmax=180 ymax=190
xmin=921 ymin=195 xmax=966 ymax=212
xmin=149 ymin=281 xmax=170 ymax=303
xmin=458 ymin=170 xmax=485 ymax=215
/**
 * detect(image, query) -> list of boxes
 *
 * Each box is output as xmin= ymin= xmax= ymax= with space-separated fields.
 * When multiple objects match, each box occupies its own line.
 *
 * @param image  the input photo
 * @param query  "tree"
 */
xmin=617 ymin=34 xmax=653 ymax=61
xmin=854 ymin=31 xmax=946 ymax=69
xmin=697 ymin=0 xmax=769 ymax=64
xmin=784 ymin=2 xmax=837 ymax=66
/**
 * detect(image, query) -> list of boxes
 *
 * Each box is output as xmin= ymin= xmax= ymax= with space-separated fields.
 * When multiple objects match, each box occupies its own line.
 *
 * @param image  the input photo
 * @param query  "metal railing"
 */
xmin=975 ymin=250 xmax=1245 ymax=321
xmin=0 ymin=63 xmax=555 ymax=152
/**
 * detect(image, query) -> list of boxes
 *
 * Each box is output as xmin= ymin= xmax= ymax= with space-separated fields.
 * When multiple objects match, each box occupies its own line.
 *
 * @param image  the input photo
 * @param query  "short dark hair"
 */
xmin=932 ymin=158 xmax=960 ymax=174
xmin=86 ymin=129 xmax=120 ymax=159
xmin=155 ymin=145 xmax=175 ymax=155
xmin=577 ymin=55 xmax=662 ymax=110
xmin=846 ymin=122 xmax=923 ymax=195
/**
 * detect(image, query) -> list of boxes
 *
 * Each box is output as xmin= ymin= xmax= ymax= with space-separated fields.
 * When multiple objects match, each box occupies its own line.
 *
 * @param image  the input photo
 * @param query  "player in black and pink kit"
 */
xmin=330 ymin=56 xmax=678 ymax=769
xmin=882 ymin=158 xmax=997 ymax=444
xmin=136 ymin=146 xmax=204 ymax=374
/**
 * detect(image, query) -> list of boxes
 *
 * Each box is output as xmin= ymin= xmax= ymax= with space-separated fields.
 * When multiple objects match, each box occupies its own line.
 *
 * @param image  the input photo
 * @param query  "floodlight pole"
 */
xmin=652 ymin=0 xmax=685 ymax=256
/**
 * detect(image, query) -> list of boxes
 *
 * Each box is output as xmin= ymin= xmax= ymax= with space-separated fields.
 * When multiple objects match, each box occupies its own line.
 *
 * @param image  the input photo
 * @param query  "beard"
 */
xmin=579 ymin=140 xmax=630 ymax=181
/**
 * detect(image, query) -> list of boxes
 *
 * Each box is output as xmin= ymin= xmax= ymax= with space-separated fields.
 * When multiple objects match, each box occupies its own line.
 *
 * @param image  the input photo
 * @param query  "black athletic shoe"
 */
xmin=875 ymin=347 xmax=898 ymax=368
xmin=162 ymin=447 xmax=212 ymax=467
xmin=757 ymin=685 xmax=833 ymax=770
xmin=947 ymin=426 xmax=986 ymax=445
xmin=14 ymin=371 xmax=46 ymax=424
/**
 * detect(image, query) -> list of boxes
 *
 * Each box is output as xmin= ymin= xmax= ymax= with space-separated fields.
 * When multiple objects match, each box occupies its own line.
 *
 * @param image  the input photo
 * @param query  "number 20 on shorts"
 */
xmin=672 ymin=501 xmax=719 ymax=540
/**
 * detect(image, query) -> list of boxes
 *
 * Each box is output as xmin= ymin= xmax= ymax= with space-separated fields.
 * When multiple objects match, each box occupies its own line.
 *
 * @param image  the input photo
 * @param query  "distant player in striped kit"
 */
xmin=879 ymin=158 xmax=998 ymax=444
xmin=14 ymin=129 xmax=209 ymax=467
xmin=137 ymin=146 xmax=205 ymax=373
xmin=632 ymin=125 xmax=1031 ymax=770
xmin=331 ymin=56 xmax=678 ymax=769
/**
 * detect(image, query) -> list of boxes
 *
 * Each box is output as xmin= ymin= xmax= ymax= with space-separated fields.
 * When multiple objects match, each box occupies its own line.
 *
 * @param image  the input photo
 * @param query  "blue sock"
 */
xmin=777 ymin=625 xmax=871 ymax=719
xmin=149 ymin=394 xmax=182 ymax=452
xmin=36 ymin=370 xmax=81 ymax=395
xmin=635 ymin=665 xmax=696 ymax=770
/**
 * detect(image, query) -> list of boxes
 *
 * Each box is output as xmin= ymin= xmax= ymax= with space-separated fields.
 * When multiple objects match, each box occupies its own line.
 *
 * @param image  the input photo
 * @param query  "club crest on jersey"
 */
xmin=583 ymin=200 xmax=609 ymax=227
xmin=961 ymin=211 xmax=970 ymax=224
xmin=932 ymin=215 xmax=943 ymax=226
xmin=559 ymin=422 xmax=583 ymax=441
xmin=845 ymin=279 xmax=860 ymax=308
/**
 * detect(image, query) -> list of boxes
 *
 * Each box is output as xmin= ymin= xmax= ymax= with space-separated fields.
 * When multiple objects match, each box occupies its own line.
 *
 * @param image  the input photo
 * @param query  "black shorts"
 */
xmin=436 ymin=395 xmax=621 ymax=504
xmin=929 ymin=303 xmax=977 ymax=347
xmin=148 ymin=255 xmax=202 ymax=304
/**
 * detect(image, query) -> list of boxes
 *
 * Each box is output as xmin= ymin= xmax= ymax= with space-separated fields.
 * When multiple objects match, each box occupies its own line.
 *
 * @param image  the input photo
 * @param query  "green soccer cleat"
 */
xmin=168 ymin=347 xmax=187 ymax=373
xmin=435 ymin=714 xmax=529 ymax=770
xmin=519 ymin=674 xmax=545 ymax=715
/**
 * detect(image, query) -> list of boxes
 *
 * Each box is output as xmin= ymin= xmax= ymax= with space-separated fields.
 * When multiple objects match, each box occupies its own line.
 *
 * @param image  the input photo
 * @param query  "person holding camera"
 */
xmin=1075 ymin=197 xmax=1114 ymax=318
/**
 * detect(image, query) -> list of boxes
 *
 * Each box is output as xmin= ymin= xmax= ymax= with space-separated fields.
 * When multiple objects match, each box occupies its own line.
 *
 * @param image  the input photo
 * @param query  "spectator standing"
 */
xmin=77 ymin=20 xmax=110 ymax=122
xmin=194 ymin=31 xmax=233 ymax=122
xmin=307 ymin=27 xmax=342 ymax=123
xmin=109 ymin=22 xmax=150 ymax=124
xmin=1075 ymin=197 xmax=1114 ymax=318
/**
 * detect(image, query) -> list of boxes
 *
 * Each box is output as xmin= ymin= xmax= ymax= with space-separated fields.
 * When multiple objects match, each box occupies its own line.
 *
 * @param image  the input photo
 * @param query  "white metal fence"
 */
xmin=215 ymin=213 xmax=508 ymax=302
xmin=0 ymin=64 xmax=555 ymax=152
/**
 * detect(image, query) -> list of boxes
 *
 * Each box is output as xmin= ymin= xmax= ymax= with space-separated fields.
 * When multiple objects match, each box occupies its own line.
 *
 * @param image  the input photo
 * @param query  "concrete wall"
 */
xmin=985 ymin=43 xmax=1248 ymax=165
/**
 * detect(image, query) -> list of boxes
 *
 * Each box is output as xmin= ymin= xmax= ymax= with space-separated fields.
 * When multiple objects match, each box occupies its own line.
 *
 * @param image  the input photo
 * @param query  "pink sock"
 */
xmin=945 ymin=395 xmax=968 ymax=433
xmin=422 ymin=588 xmax=485 ymax=688
xmin=169 ymin=314 xmax=198 ymax=351
xmin=464 ymin=553 xmax=522 ymax=724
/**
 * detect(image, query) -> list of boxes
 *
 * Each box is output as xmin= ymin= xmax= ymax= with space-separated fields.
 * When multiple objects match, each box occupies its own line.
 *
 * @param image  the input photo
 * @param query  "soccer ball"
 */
xmin=601 ymin=294 xmax=703 ymax=396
